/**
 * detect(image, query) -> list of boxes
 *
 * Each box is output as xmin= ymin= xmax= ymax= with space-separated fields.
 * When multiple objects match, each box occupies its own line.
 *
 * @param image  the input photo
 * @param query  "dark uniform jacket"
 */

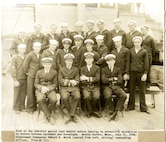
xmin=85 ymin=31 xmax=98 ymax=44
xmin=130 ymin=48 xmax=149 ymax=74
xmin=107 ymin=29 xmax=127 ymax=51
xmin=111 ymin=47 xmax=130 ymax=75
xmin=41 ymin=49 xmax=59 ymax=71
xmin=56 ymin=49 xmax=73 ymax=70
xmin=101 ymin=66 xmax=123 ymax=87
xmin=97 ymin=29 xmax=109 ymax=45
xmin=42 ymin=33 xmax=60 ymax=51
xmin=11 ymin=55 xmax=26 ymax=80
xmin=10 ymin=36 xmax=29 ymax=55
xmin=71 ymin=45 xmax=86 ymax=68
xmin=23 ymin=51 xmax=41 ymax=78
xmin=34 ymin=69 xmax=58 ymax=92
xmin=126 ymin=30 xmax=141 ymax=49
xmin=80 ymin=64 xmax=100 ymax=88
xmin=93 ymin=44 xmax=108 ymax=66
xmin=58 ymin=66 xmax=79 ymax=87
xmin=26 ymin=33 xmax=45 ymax=53
xmin=142 ymin=35 xmax=156 ymax=57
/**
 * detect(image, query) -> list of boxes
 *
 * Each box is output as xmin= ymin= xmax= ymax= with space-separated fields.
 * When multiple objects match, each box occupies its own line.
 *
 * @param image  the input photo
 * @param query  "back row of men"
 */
xmin=10 ymin=18 xmax=156 ymax=124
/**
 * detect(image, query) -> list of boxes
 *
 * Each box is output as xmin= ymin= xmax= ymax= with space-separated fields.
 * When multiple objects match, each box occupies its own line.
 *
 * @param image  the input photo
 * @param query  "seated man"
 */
xmin=101 ymin=54 xmax=127 ymax=121
xmin=58 ymin=53 xmax=80 ymax=124
xmin=80 ymin=52 xmax=101 ymax=118
xmin=34 ymin=57 xmax=58 ymax=125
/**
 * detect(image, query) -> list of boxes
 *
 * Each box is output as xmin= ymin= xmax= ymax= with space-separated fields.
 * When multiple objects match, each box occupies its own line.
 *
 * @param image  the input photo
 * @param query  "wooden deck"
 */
xmin=1 ymin=74 xmax=165 ymax=131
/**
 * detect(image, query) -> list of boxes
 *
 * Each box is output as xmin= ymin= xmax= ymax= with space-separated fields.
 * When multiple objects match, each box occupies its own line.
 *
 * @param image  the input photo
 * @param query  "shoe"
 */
xmin=86 ymin=113 xmax=91 ymax=118
xmin=142 ymin=110 xmax=151 ymax=114
xmin=109 ymin=111 xmax=117 ymax=121
xmin=65 ymin=116 xmax=72 ymax=124
xmin=44 ymin=116 xmax=49 ymax=124
xmin=21 ymin=109 xmax=26 ymax=112
xmin=125 ymin=108 xmax=134 ymax=111
xmin=92 ymin=111 xmax=102 ymax=118
xmin=50 ymin=117 xmax=55 ymax=125
xmin=27 ymin=111 xmax=34 ymax=115
xmin=15 ymin=111 xmax=20 ymax=114
xmin=71 ymin=116 xmax=78 ymax=123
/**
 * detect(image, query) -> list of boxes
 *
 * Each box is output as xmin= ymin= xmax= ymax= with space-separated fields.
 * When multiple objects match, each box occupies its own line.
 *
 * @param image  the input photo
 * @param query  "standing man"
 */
xmin=11 ymin=44 xmax=27 ymax=114
xmin=56 ymin=38 xmax=73 ymax=70
xmin=101 ymin=54 xmax=127 ymax=121
xmin=126 ymin=36 xmax=150 ymax=114
xmin=41 ymin=40 xmax=59 ymax=71
xmin=111 ymin=36 xmax=130 ymax=89
xmin=35 ymin=57 xmax=58 ymax=125
xmin=80 ymin=52 xmax=101 ymax=118
xmin=126 ymin=20 xmax=141 ymax=49
xmin=96 ymin=20 xmax=109 ymax=46
xmin=71 ymin=21 xmax=85 ymax=38
xmin=71 ymin=35 xmax=86 ymax=69
xmin=108 ymin=18 xmax=126 ymax=51
xmin=26 ymin=23 xmax=45 ymax=53
xmin=141 ymin=25 xmax=156 ymax=89
xmin=42 ymin=24 xmax=60 ymax=51
xmin=10 ymin=28 xmax=29 ymax=57
xmin=58 ymin=53 xmax=80 ymax=124
xmin=85 ymin=20 xmax=97 ymax=43
xmin=23 ymin=42 xmax=42 ymax=114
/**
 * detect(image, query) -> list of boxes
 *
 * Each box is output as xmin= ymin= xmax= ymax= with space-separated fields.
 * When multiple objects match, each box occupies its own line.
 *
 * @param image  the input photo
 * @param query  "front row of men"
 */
xmin=11 ymin=36 xmax=150 ymax=125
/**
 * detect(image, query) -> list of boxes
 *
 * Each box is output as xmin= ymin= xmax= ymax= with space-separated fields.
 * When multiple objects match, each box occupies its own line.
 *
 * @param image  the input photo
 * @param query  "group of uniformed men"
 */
xmin=10 ymin=18 xmax=156 ymax=125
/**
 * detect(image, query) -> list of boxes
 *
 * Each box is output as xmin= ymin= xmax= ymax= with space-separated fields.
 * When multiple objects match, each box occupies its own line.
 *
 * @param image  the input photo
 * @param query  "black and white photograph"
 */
xmin=1 ymin=0 xmax=165 ymax=142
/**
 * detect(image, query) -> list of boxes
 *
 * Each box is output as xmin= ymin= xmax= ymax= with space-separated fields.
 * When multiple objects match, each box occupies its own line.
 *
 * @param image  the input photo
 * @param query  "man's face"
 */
xmin=87 ymin=23 xmax=94 ymax=31
xmin=74 ymin=39 xmax=83 ymax=47
xmin=76 ymin=25 xmax=83 ymax=32
xmin=85 ymin=57 xmax=94 ymax=65
xmin=61 ymin=26 xmax=68 ymax=33
xmin=97 ymin=23 xmax=104 ymax=30
xmin=34 ymin=25 xmax=42 ymax=34
xmin=106 ymin=59 xmax=115 ymax=67
xmin=18 ymin=31 xmax=26 ymax=38
xmin=42 ymin=62 xmax=52 ymax=70
xmin=96 ymin=39 xmax=104 ymax=45
xmin=114 ymin=40 xmax=122 ymax=48
xmin=50 ymin=25 xmax=57 ymax=34
xmin=85 ymin=43 xmax=93 ymax=51
xmin=133 ymin=39 xmax=142 ymax=47
xmin=63 ymin=42 xmax=70 ymax=49
xmin=65 ymin=59 xmax=73 ymax=66
xmin=33 ymin=46 xmax=41 ymax=53
xmin=18 ymin=48 xmax=26 ymax=54
xmin=128 ymin=23 xmax=136 ymax=31
xmin=49 ymin=43 xmax=57 ymax=51
xmin=114 ymin=21 xmax=121 ymax=29
xmin=141 ymin=27 xmax=148 ymax=35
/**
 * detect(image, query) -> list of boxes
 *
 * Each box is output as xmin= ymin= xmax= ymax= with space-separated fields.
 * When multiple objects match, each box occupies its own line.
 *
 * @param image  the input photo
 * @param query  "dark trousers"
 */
xmin=103 ymin=86 xmax=127 ymax=111
xmin=26 ymin=77 xmax=37 ymax=112
xmin=147 ymin=55 xmax=152 ymax=86
xmin=128 ymin=72 xmax=148 ymax=111
xmin=13 ymin=79 xmax=27 ymax=111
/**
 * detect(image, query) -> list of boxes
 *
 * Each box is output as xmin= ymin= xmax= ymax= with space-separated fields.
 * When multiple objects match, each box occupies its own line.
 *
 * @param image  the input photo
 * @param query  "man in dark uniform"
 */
xmin=126 ymin=36 xmax=150 ymax=114
xmin=34 ymin=57 xmax=58 ymax=125
xmin=96 ymin=20 xmax=109 ymax=46
xmin=141 ymin=25 xmax=156 ymax=89
xmin=11 ymin=44 xmax=27 ymax=114
xmin=94 ymin=35 xmax=108 ymax=67
xmin=42 ymin=24 xmax=60 ymax=51
xmin=107 ymin=18 xmax=127 ymax=51
xmin=10 ymin=28 xmax=29 ymax=57
xmin=85 ymin=20 xmax=97 ymax=44
xmin=71 ymin=22 xmax=85 ymax=38
xmin=58 ymin=53 xmax=80 ymax=124
xmin=71 ymin=35 xmax=86 ymax=69
xmin=125 ymin=20 xmax=142 ymax=49
xmin=26 ymin=23 xmax=45 ymax=53
xmin=23 ymin=42 xmax=42 ymax=114
xmin=41 ymin=40 xmax=59 ymax=71
xmin=101 ymin=54 xmax=127 ymax=121
xmin=56 ymin=38 xmax=73 ymax=70
xmin=80 ymin=39 xmax=100 ymax=67
xmin=80 ymin=52 xmax=101 ymax=118
xmin=111 ymin=36 xmax=130 ymax=89
xmin=59 ymin=23 xmax=72 ymax=48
